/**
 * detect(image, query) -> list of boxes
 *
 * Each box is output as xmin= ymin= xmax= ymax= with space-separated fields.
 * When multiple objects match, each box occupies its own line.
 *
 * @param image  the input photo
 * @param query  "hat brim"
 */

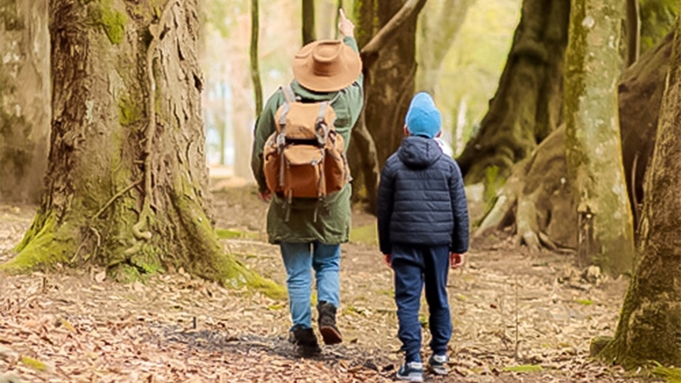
xmin=292 ymin=41 xmax=362 ymax=93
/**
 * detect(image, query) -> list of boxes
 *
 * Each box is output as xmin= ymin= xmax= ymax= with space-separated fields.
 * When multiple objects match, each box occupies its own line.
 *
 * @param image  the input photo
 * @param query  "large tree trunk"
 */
xmin=365 ymin=0 xmax=420 ymax=168
xmin=0 ymin=0 xmax=282 ymax=297
xmin=456 ymin=0 xmax=570 ymax=185
xmin=0 ymin=0 xmax=50 ymax=204
xmin=475 ymin=30 xmax=673 ymax=254
xmin=598 ymin=19 xmax=681 ymax=368
xmin=564 ymin=0 xmax=634 ymax=276
xmin=416 ymin=0 xmax=475 ymax=94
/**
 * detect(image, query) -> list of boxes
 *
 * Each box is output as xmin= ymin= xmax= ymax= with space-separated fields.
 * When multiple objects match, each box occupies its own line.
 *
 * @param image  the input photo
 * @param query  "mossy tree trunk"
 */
xmin=564 ymin=0 xmax=635 ymax=276
xmin=475 ymin=30 xmax=672 ymax=254
xmin=599 ymin=19 xmax=681 ymax=367
xmin=0 ymin=0 xmax=50 ymax=204
xmin=0 ymin=0 xmax=282 ymax=298
xmin=456 ymin=0 xmax=570 ymax=184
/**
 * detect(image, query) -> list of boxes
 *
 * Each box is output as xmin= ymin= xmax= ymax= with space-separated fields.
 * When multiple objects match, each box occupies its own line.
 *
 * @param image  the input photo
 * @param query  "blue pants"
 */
xmin=392 ymin=244 xmax=452 ymax=363
xmin=280 ymin=242 xmax=341 ymax=330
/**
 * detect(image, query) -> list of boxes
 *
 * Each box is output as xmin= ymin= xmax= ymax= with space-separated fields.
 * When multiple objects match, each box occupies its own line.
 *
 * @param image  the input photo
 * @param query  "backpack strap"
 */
xmin=283 ymin=84 xmax=297 ymax=103
xmin=315 ymin=101 xmax=330 ymax=145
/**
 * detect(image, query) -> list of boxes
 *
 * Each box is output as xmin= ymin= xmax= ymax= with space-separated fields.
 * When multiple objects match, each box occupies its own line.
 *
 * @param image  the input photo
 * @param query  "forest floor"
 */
xmin=0 ymin=186 xmax=663 ymax=383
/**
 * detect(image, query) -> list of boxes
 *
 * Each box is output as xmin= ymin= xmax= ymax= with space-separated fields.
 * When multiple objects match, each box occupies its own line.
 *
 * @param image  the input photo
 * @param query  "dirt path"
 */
xmin=0 ymin=190 xmax=657 ymax=382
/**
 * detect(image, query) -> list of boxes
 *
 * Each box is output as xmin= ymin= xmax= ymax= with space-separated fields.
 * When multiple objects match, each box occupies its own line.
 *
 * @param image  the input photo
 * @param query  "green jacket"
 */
xmin=250 ymin=37 xmax=364 ymax=244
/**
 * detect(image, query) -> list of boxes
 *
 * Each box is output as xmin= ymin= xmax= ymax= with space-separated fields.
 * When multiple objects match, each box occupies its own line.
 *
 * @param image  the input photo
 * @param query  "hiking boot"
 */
xmin=288 ymin=325 xmax=321 ymax=356
xmin=396 ymin=361 xmax=424 ymax=382
xmin=317 ymin=301 xmax=342 ymax=345
xmin=428 ymin=354 xmax=449 ymax=375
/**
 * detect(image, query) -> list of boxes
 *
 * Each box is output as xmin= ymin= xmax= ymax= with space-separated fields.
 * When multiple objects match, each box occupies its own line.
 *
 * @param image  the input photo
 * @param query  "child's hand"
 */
xmin=383 ymin=254 xmax=392 ymax=269
xmin=450 ymin=253 xmax=465 ymax=269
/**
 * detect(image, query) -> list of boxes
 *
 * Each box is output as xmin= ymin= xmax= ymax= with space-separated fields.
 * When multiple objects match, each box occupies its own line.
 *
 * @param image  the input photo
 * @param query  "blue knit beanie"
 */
xmin=405 ymin=92 xmax=441 ymax=138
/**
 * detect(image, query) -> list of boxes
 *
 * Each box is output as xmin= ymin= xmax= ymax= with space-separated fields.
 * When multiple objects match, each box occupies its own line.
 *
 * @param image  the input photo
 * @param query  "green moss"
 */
xmin=575 ymin=298 xmax=593 ymax=306
xmin=129 ymin=244 xmax=164 ymax=274
xmin=216 ymin=228 xmax=258 ymax=240
xmin=653 ymin=366 xmax=681 ymax=383
xmin=1 ymin=214 xmax=72 ymax=273
xmin=503 ymin=365 xmax=544 ymax=373
xmin=118 ymin=95 xmax=141 ymax=126
xmin=88 ymin=0 xmax=127 ymax=45
xmin=349 ymin=223 xmax=378 ymax=245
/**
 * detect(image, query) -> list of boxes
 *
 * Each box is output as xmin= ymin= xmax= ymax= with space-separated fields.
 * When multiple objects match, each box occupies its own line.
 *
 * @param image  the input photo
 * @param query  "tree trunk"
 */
xmin=364 ymin=0 xmax=420 ymax=171
xmin=416 ymin=0 xmax=475 ymax=94
xmin=0 ymin=0 xmax=282 ymax=298
xmin=0 ymin=0 xmax=50 ymax=204
xmin=626 ymin=0 xmax=640 ymax=66
xmin=474 ymin=30 xmax=672 ymax=254
xmin=599 ymin=19 xmax=681 ymax=368
xmin=564 ymin=0 xmax=634 ymax=276
xmin=250 ymin=0 xmax=263 ymax=115
xmin=302 ymin=0 xmax=316 ymax=44
xmin=456 ymin=0 xmax=570 ymax=184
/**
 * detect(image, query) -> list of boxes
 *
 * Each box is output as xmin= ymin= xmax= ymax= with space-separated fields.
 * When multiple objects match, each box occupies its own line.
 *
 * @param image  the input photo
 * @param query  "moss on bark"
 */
xmin=1 ymin=0 xmax=284 ymax=300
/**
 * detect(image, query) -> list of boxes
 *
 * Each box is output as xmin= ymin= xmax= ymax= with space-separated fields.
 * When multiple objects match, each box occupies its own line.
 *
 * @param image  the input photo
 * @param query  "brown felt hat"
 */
xmin=292 ymin=39 xmax=362 ymax=92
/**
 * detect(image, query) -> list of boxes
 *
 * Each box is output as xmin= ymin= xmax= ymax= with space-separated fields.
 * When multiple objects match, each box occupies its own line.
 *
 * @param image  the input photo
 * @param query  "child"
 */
xmin=377 ymin=92 xmax=470 ymax=382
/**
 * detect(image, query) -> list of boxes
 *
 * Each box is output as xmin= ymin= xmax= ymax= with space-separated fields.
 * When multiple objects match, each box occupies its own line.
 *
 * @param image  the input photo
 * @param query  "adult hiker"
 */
xmin=250 ymin=9 xmax=363 ymax=356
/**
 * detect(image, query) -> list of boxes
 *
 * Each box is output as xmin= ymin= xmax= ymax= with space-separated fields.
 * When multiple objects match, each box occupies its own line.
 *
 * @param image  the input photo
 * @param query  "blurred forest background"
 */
xmin=200 ymin=0 xmax=521 ymax=180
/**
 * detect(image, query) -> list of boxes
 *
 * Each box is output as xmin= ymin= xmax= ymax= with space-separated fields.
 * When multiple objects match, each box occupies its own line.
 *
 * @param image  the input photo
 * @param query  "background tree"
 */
xmin=564 ymin=0 xmax=634 ymax=275
xmin=348 ymin=0 xmax=426 ymax=211
xmin=250 ymin=0 xmax=263 ymax=114
xmin=302 ymin=0 xmax=316 ymax=44
xmin=0 ymin=0 xmax=281 ymax=298
xmin=455 ymin=0 xmax=570 ymax=184
xmin=416 ymin=0 xmax=475 ymax=94
xmin=598 ymin=17 xmax=681 ymax=367
xmin=475 ymin=31 xmax=673 ymax=253
xmin=0 ymin=0 xmax=50 ymax=204
xmin=626 ymin=0 xmax=641 ymax=66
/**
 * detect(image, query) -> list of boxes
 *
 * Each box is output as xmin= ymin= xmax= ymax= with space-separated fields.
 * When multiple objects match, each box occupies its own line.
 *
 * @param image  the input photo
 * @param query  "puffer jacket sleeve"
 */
xmin=250 ymin=91 xmax=283 ymax=193
xmin=449 ymin=161 xmax=470 ymax=253
xmin=377 ymin=160 xmax=396 ymax=255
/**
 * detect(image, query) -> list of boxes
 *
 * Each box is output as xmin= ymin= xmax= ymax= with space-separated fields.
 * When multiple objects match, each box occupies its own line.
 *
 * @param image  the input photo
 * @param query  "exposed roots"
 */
xmin=474 ymin=126 xmax=577 ymax=255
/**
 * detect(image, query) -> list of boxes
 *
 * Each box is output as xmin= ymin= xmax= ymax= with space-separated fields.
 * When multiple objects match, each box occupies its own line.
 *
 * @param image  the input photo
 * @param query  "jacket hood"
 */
xmin=397 ymin=136 xmax=443 ymax=169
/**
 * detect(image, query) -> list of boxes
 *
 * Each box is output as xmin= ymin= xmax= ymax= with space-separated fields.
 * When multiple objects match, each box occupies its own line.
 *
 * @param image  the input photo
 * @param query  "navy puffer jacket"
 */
xmin=377 ymin=136 xmax=469 ymax=255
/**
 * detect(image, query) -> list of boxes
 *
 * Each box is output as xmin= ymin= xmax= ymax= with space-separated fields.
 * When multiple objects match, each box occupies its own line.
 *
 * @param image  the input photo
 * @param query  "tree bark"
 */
xmin=416 ymin=0 xmax=475 ymax=94
xmin=564 ymin=0 xmax=635 ymax=276
xmin=250 ymin=0 xmax=263 ymax=115
xmin=474 ymin=30 xmax=673 ymax=254
xmin=302 ymin=0 xmax=316 ymax=45
xmin=456 ymin=0 xmax=570 ymax=184
xmin=599 ymin=19 xmax=681 ymax=368
xmin=348 ymin=0 xmax=426 ymax=212
xmin=0 ymin=0 xmax=282 ymax=298
xmin=0 ymin=0 xmax=50 ymax=204
xmin=626 ymin=0 xmax=641 ymax=66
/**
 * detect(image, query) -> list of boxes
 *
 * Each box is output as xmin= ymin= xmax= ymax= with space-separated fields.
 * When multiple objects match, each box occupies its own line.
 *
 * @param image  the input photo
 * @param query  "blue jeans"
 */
xmin=392 ymin=244 xmax=452 ymax=363
xmin=280 ymin=242 xmax=341 ymax=330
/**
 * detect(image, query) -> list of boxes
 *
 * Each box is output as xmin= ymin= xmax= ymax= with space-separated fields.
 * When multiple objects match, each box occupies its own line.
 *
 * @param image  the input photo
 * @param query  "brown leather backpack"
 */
xmin=263 ymin=85 xmax=350 ymax=202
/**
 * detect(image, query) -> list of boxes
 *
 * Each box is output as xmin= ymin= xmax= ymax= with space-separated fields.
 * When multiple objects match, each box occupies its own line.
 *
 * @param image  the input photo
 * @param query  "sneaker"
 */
xmin=288 ymin=325 xmax=321 ymax=356
xmin=428 ymin=354 xmax=449 ymax=375
xmin=317 ymin=301 xmax=343 ymax=345
xmin=396 ymin=362 xmax=424 ymax=382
